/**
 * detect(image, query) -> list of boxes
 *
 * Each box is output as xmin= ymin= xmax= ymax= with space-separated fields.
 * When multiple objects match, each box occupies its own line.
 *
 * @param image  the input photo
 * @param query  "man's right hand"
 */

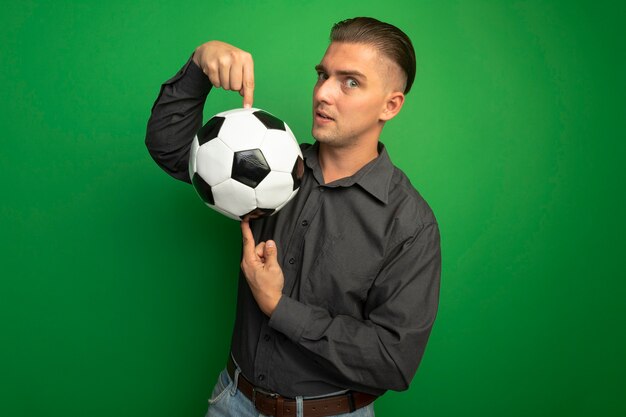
xmin=192 ymin=40 xmax=255 ymax=108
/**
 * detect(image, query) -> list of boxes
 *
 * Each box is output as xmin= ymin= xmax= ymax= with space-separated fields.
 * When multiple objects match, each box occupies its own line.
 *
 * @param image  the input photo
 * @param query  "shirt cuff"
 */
xmin=268 ymin=296 xmax=312 ymax=342
xmin=163 ymin=52 xmax=212 ymax=94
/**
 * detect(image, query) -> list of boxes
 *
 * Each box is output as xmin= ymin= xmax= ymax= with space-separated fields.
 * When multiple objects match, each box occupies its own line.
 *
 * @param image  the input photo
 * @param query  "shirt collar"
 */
xmin=303 ymin=141 xmax=395 ymax=204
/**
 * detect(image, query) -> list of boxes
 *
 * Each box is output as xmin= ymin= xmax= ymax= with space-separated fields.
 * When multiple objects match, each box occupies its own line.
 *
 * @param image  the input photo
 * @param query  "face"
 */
xmin=312 ymin=42 xmax=401 ymax=148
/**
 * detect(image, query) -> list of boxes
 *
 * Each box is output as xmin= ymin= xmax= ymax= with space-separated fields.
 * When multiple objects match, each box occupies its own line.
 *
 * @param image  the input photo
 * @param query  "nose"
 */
xmin=313 ymin=78 xmax=334 ymax=105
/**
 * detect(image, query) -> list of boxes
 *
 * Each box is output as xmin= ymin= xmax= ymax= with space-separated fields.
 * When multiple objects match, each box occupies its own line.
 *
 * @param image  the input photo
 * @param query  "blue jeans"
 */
xmin=205 ymin=368 xmax=376 ymax=417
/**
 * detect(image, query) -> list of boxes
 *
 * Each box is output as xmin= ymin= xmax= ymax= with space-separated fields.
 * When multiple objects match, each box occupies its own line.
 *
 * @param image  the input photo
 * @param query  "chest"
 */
xmin=267 ymin=185 xmax=394 ymax=317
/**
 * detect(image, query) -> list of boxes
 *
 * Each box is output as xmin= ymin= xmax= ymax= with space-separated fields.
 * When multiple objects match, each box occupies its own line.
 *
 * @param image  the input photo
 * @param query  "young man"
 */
xmin=146 ymin=17 xmax=441 ymax=417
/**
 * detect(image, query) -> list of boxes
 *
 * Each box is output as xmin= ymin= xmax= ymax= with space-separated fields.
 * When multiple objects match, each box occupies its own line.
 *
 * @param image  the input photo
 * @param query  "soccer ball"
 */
xmin=189 ymin=108 xmax=304 ymax=221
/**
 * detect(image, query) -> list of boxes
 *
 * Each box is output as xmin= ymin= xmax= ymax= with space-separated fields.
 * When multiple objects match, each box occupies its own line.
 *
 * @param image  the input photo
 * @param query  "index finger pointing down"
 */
xmin=242 ymin=60 xmax=254 ymax=108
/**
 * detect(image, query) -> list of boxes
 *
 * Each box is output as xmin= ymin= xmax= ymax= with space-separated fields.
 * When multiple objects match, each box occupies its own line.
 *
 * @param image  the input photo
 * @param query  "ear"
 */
xmin=379 ymin=91 xmax=405 ymax=122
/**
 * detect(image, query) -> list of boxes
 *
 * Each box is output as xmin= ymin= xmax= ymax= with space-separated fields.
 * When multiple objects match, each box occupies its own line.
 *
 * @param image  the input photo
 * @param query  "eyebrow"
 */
xmin=315 ymin=64 xmax=367 ymax=80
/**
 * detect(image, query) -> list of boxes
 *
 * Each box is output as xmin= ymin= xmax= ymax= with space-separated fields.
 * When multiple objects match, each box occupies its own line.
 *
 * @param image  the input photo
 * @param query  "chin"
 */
xmin=311 ymin=128 xmax=325 ymax=142
xmin=312 ymin=132 xmax=332 ymax=144
xmin=312 ymin=126 xmax=334 ymax=140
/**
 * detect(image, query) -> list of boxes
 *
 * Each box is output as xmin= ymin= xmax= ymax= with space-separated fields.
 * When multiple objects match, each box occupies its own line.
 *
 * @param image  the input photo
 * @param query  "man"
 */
xmin=146 ymin=17 xmax=441 ymax=417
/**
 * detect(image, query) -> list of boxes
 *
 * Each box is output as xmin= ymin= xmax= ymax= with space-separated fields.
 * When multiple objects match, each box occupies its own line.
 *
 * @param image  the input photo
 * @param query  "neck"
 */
xmin=318 ymin=141 xmax=379 ymax=184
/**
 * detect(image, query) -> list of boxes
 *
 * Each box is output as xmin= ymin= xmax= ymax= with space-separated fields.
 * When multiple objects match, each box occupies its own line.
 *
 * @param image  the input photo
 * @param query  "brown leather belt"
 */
xmin=227 ymin=357 xmax=377 ymax=417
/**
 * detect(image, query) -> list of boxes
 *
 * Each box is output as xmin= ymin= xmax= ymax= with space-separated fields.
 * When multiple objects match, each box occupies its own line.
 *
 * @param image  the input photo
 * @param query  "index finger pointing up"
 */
xmin=241 ymin=220 xmax=256 ymax=259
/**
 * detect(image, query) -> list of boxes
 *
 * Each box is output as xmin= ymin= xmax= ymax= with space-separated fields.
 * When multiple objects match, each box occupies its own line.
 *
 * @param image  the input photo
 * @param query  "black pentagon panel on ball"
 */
xmin=232 ymin=149 xmax=271 ymax=188
xmin=241 ymin=208 xmax=275 ymax=221
xmin=291 ymin=156 xmax=305 ymax=190
xmin=192 ymin=172 xmax=215 ymax=205
xmin=197 ymin=116 xmax=226 ymax=146
xmin=253 ymin=110 xmax=285 ymax=131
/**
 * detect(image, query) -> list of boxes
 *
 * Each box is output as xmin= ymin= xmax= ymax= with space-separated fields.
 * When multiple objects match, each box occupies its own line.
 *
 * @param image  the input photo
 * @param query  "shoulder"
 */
xmin=387 ymin=165 xmax=438 ymax=235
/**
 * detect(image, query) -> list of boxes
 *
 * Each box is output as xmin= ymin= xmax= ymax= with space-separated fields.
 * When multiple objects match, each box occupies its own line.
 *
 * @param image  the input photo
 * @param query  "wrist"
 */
xmin=192 ymin=49 xmax=201 ymax=67
xmin=265 ymin=293 xmax=282 ymax=317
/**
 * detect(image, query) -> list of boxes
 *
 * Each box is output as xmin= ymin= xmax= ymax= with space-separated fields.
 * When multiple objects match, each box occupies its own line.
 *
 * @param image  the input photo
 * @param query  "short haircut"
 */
xmin=330 ymin=17 xmax=416 ymax=94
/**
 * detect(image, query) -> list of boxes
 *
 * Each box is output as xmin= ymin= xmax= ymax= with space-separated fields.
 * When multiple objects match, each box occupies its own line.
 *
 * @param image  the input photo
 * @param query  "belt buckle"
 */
xmin=252 ymin=386 xmax=279 ymax=408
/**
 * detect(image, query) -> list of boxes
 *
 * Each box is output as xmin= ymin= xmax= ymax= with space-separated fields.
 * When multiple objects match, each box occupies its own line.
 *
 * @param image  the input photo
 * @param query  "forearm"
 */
xmin=145 ymin=53 xmax=212 ymax=183
xmin=269 ymin=297 xmax=429 ymax=393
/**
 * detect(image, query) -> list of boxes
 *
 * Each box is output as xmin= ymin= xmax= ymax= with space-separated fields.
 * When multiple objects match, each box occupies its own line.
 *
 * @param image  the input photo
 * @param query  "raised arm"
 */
xmin=145 ymin=41 xmax=255 ymax=183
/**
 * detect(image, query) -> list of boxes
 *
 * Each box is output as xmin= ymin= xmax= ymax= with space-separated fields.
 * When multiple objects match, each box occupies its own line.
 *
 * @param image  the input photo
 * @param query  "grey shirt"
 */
xmin=145 ymin=55 xmax=441 ymax=398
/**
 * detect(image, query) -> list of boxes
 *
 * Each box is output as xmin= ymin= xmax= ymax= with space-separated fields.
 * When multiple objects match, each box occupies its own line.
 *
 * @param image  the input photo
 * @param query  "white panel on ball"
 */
xmin=215 ymin=107 xmax=258 ymax=118
xmin=260 ymin=130 xmax=301 ymax=173
xmin=196 ymin=138 xmax=234 ymax=186
xmin=255 ymin=171 xmax=294 ymax=208
xmin=188 ymin=137 xmax=200 ymax=180
xmin=218 ymin=111 xmax=266 ymax=152
xmin=212 ymin=179 xmax=257 ymax=217
xmin=207 ymin=203 xmax=240 ymax=221
xmin=285 ymin=124 xmax=301 ymax=155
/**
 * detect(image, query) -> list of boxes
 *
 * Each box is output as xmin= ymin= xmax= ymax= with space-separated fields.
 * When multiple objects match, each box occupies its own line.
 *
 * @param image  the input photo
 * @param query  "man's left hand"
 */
xmin=240 ymin=220 xmax=284 ymax=316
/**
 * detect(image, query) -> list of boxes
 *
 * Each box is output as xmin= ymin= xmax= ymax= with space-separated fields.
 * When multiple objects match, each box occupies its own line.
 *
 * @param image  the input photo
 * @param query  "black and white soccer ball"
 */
xmin=189 ymin=108 xmax=304 ymax=221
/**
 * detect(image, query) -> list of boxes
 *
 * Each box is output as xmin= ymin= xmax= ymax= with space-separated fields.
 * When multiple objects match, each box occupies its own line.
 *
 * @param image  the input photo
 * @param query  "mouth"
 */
xmin=315 ymin=110 xmax=334 ymax=122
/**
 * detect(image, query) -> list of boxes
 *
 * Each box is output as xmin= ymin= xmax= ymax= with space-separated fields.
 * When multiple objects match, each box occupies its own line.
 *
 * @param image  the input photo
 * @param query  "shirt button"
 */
xmin=258 ymin=374 xmax=265 ymax=381
xmin=288 ymin=258 xmax=295 ymax=265
xmin=301 ymin=220 xmax=308 ymax=227
xmin=264 ymin=334 xmax=271 ymax=342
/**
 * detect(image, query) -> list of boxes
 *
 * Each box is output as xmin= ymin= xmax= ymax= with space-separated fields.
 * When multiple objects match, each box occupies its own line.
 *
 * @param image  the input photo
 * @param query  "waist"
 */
xmin=227 ymin=355 xmax=377 ymax=417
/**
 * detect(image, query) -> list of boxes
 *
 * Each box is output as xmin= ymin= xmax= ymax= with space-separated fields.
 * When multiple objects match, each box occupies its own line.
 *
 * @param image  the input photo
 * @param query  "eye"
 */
xmin=344 ymin=78 xmax=359 ymax=88
xmin=316 ymin=71 xmax=328 ymax=82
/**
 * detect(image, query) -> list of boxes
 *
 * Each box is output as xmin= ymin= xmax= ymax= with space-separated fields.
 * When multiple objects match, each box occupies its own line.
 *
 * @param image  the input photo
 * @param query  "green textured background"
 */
xmin=1 ymin=1 xmax=625 ymax=416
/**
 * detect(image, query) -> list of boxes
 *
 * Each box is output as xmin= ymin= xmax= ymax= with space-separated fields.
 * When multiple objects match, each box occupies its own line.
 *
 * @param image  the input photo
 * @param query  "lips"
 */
xmin=315 ymin=109 xmax=334 ymax=121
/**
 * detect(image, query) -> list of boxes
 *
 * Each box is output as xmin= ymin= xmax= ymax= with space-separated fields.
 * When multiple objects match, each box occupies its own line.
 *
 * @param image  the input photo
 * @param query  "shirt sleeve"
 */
xmin=145 ymin=53 xmax=212 ymax=184
xmin=268 ymin=222 xmax=441 ymax=394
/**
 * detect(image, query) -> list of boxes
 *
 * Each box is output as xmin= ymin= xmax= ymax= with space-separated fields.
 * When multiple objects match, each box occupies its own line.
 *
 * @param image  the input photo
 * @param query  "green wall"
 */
xmin=1 ymin=1 xmax=624 ymax=416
